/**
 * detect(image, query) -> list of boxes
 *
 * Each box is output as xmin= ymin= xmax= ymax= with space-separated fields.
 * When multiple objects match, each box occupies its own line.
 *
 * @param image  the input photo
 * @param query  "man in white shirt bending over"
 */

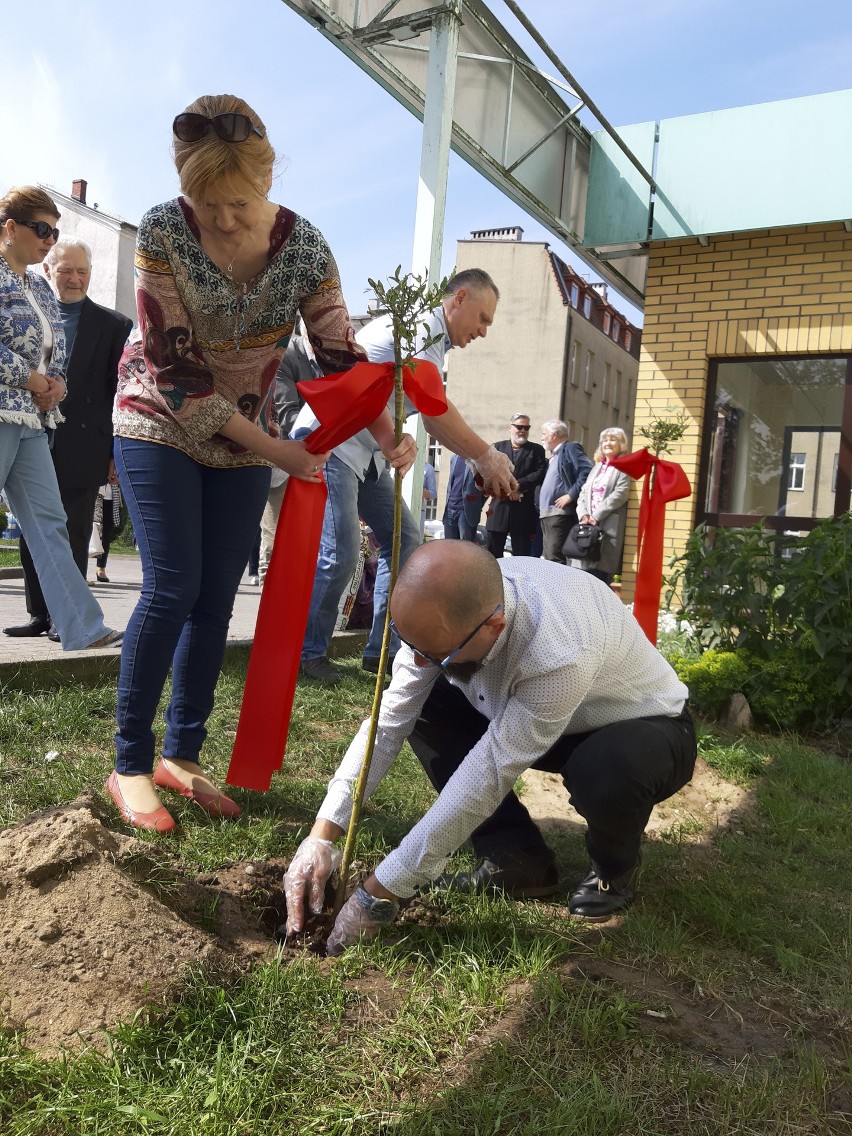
xmin=284 ymin=540 xmax=697 ymax=954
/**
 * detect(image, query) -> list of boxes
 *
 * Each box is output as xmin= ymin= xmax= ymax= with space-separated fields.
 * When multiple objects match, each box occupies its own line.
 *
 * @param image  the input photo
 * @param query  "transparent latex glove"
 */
xmin=470 ymin=445 xmax=517 ymax=498
xmin=283 ymin=836 xmax=342 ymax=935
xmin=326 ymin=885 xmax=400 ymax=957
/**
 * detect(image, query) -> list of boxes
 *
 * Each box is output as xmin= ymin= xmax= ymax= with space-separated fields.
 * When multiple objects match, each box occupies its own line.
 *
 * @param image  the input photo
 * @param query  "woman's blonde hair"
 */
xmin=0 ymin=185 xmax=60 ymax=225
xmin=173 ymin=94 xmax=275 ymax=202
xmin=594 ymin=426 xmax=628 ymax=463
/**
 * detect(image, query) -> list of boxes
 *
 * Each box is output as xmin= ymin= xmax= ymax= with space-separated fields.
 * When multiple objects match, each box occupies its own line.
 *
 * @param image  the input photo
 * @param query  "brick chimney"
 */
xmin=71 ymin=179 xmax=88 ymax=205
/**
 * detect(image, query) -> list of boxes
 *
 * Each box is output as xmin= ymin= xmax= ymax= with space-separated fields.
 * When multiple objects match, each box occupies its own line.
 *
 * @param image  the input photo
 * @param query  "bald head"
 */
xmin=392 ymin=542 xmax=505 ymax=670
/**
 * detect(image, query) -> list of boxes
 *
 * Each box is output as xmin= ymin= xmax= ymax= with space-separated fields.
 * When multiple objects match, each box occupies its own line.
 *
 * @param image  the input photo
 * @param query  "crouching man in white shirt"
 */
xmin=284 ymin=540 xmax=696 ymax=954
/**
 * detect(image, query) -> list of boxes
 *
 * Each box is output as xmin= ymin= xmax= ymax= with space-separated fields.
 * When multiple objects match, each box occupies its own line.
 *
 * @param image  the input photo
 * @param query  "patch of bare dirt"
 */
xmin=0 ymin=795 xmax=273 ymax=1055
xmin=0 ymin=758 xmax=798 ymax=1064
xmin=521 ymin=757 xmax=751 ymax=843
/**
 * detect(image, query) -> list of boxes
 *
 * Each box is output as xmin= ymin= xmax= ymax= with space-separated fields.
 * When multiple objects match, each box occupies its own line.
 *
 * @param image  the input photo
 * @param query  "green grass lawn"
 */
xmin=0 ymin=541 xmax=21 ymax=567
xmin=0 ymin=656 xmax=849 ymax=1135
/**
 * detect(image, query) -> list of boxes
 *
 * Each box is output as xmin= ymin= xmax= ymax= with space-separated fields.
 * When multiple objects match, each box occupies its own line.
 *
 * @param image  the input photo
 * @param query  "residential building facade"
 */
xmin=432 ymin=228 xmax=640 ymax=517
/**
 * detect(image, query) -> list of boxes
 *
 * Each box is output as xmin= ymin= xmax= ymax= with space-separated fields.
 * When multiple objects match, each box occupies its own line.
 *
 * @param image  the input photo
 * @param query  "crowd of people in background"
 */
xmin=0 ymin=91 xmax=688 ymax=953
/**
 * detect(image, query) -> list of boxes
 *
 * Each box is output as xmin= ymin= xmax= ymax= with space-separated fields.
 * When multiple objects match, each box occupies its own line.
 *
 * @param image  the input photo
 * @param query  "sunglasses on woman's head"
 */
xmin=173 ymin=112 xmax=264 ymax=143
xmin=13 ymin=219 xmax=60 ymax=241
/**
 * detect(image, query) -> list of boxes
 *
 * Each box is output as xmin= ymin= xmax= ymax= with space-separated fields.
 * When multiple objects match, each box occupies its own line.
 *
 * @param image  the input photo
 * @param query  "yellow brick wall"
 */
xmin=621 ymin=222 xmax=852 ymax=604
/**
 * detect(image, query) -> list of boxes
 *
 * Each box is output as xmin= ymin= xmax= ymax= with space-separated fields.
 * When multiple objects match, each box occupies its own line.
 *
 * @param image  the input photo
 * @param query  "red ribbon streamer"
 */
xmin=227 ymin=358 xmax=445 ymax=791
xmin=609 ymin=448 xmax=691 ymax=645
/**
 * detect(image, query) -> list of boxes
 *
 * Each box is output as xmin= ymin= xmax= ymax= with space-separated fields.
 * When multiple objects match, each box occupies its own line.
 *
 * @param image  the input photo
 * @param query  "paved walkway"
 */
xmin=0 ymin=554 xmax=364 ymax=685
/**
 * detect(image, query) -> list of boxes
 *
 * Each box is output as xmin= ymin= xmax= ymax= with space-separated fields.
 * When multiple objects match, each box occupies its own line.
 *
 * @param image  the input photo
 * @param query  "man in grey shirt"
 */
xmin=284 ymin=540 xmax=697 ymax=953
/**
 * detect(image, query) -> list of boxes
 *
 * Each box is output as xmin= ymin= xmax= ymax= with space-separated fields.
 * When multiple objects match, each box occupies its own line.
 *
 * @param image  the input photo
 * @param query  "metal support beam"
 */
xmin=406 ymin=3 xmax=461 ymax=518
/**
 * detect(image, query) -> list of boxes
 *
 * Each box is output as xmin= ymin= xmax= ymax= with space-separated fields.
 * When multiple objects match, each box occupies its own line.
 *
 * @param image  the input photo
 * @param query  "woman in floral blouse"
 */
xmin=0 ymin=185 xmax=119 ymax=650
xmin=106 ymin=94 xmax=413 ymax=833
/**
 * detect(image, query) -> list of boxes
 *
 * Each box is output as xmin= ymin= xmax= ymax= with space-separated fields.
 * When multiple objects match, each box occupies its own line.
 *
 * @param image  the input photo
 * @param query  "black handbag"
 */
xmin=562 ymin=522 xmax=604 ymax=561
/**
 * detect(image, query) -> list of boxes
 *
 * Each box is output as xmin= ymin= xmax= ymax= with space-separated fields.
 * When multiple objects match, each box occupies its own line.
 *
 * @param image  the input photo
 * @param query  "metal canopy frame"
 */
xmin=278 ymin=0 xmax=649 ymax=306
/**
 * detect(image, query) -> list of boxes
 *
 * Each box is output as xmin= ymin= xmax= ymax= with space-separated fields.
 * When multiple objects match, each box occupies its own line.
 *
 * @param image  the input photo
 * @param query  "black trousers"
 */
xmin=408 ymin=678 xmax=697 ymax=878
xmin=486 ymin=502 xmax=538 ymax=558
xmin=540 ymin=510 xmax=578 ymax=564
xmin=21 ymin=483 xmax=99 ymax=621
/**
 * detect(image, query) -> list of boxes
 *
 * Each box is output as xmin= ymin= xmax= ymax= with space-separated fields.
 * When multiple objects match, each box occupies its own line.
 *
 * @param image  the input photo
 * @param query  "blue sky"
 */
xmin=2 ymin=0 xmax=849 ymax=325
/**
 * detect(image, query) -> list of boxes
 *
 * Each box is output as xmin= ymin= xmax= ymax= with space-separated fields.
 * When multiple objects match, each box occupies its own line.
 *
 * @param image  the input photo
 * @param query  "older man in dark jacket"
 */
xmin=538 ymin=419 xmax=593 ymax=563
xmin=3 ymin=239 xmax=131 ymax=639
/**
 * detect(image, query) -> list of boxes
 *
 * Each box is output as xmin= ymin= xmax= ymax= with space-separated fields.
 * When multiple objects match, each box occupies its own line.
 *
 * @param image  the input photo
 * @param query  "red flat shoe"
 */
xmin=153 ymin=759 xmax=242 ymax=819
xmin=104 ymin=771 xmax=176 ymax=834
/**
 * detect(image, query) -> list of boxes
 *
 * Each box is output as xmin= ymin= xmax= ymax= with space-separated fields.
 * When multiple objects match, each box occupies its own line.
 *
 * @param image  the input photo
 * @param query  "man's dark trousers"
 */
xmin=408 ymin=677 xmax=697 ymax=878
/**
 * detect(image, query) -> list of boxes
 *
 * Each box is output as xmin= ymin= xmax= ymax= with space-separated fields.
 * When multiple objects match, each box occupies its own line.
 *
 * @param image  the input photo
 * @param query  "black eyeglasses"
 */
xmin=391 ymin=603 xmax=503 ymax=670
xmin=511 ymin=423 xmax=530 ymax=431
xmin=13 ymin=219 xmax=59 ymax=241
xmin=173 ymin=112 xmax=264 ymax=143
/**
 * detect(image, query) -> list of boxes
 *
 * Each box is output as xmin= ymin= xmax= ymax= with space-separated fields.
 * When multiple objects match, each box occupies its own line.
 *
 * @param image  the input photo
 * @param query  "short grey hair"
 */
xmin=45 ymin=237 xmax=93 ymax=267
xmin=445 ymin=268 xmax=499 ymax=301
xmin=541 ymin=419 xmax=569 ymax=440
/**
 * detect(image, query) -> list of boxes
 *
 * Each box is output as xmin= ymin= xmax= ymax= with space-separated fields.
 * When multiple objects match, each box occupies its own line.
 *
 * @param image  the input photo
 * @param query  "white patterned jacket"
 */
xmin=0 ymin=255 xmax=66 ymax=430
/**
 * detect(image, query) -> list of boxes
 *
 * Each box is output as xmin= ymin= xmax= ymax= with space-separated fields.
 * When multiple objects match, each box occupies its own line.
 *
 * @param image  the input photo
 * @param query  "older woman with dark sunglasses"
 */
xmin=0 ymin=185 xmax=120 ymax=651
xmin=107 ymin=93 xmax=414 ymax=833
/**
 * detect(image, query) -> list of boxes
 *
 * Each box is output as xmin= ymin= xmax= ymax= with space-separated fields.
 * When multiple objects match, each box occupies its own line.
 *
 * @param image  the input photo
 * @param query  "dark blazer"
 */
xmin=444 ymin=454 xmax=486 ymax=529
xmin=555 ymin=441 xmax=593 ymax=504
xmin=51 ymin=296 xmax=132 ymax=490
xmin=485 ymin=439 xmax=548 ymax=532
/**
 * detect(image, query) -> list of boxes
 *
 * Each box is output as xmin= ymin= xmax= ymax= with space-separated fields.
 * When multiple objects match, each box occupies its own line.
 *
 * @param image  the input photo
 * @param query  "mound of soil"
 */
xmin=0 ymin=795 xmax=274 ymax=1055
xmin=0 ymin=759 xmax=747 ymax=1056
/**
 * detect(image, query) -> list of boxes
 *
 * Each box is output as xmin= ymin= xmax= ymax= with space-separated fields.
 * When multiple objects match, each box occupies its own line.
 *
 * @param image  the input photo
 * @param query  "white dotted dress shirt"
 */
xmin=318 ymin=558 xmax=688 ymax=897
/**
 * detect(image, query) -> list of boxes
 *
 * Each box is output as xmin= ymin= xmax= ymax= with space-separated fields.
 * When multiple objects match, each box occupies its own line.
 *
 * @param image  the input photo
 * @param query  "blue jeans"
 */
xmin=302 ymin=454 xmax=421 ymax=662
xmin=114 ymin=438 xmax=270 ymax=775
xmin=0 ymin=424 xmax=108 ymax=649
xmin=442 ymin=505 xmax=478 ymax=542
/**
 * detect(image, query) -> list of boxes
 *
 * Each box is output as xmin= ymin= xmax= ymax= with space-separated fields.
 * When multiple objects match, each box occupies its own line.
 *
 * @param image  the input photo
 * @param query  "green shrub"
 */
xmin=671 ymin=650 xmax=751 ymax=717
xmin=666 ymin=514 xmax=851 ymax=731
xmin=671 ymin=648 xmax=819 ymax=732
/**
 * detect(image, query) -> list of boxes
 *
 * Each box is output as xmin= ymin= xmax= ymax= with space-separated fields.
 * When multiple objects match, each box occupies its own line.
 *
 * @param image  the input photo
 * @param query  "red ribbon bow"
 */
xmin=227 ymin=358 xmax=445 ymax=791
xmin=609 ymin=448 xmax=691 ymax=645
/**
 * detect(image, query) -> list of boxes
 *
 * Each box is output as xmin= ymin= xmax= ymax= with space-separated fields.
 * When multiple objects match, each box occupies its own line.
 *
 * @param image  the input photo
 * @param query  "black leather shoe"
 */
xmin=568 ymin=863 xmax=640 ymax=921
xmin=434 ymin=850 xmax=560 ymax=899
xmin=3 ymin=617 xmax=49 ymax=637
xmin=47 ymin=624 xmax=61 ymax=643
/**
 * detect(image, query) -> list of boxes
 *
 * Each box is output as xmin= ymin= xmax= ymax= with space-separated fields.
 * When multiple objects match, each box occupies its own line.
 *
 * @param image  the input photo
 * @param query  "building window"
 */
xmin=612 ymin=320 xmax=620 ymax=343
xmin=787 ymin=453 xmax=806 ymax=492
xmin=624 ymin=330 xmax=632 ymax=352
xmin=602 ymin=363 xmax=611 ymax=404
xmin=625 ymin=378 xmax=633 ymax=420
xmin=602 ymin=312 xmax=611 ymax=335
xmin=569 ymin=341 xmax=579 ymax=386
xmin=570 ymin=282 xmax=579 ymax=308
xmin=579 ymin=425 xmax=588 ymax=448
xmin=584 ymin=351 xmax=594 ymax=393
xmin=583 ymin=294 xmax=592 ymax=318
xmin=702 ymin=355 xmax=851 ymax=526
xmin=613 ymin=370 xmax=621 ymax=409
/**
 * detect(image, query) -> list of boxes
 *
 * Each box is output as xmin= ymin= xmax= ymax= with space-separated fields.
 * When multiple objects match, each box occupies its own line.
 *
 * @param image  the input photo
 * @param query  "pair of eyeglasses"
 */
xmin=511 ymin=423 xmax=530 ymax=431
xmin=14 ymin=219 xmax=59 ymax=241
xmin=391 ymin=603 xmax=503 ymax=669
xmin=173 ymin=112 xmax=264 ymax=143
